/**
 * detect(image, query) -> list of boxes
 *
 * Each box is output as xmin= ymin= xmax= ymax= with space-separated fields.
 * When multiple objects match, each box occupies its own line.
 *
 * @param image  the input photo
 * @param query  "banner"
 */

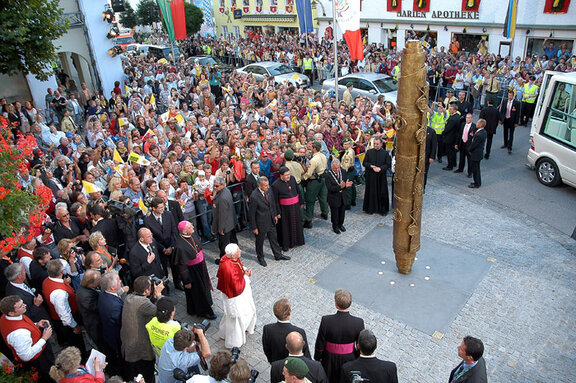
xmin=544 ymin=0 xmax=571 ymax=13
xmin=462 ymin=0 xmax=481 ymax=12
xmin=296 ymin=0 xmax=313 ymax=33
xmin=413 ymin=0 xmax=430 ymax=12
xmin=270 ymin=0 xmax=277 ymax=12
xmin=157 ymin=0 xmax=175 ymax=41
xmin=170 ymin=0 xmax=187 ymax=40
xmin=387 ymin=0 xmax=401 ymax=12
xmin=503 ymin=0 xmax=518 ymax=38
xmin=335 ymin=0 xmax=364 ymax=61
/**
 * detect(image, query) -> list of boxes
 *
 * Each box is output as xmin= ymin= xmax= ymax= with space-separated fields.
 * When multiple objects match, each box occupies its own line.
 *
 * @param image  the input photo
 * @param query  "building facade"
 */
xmin=2 ymin=0 xmax=124 ymax=110
xmin=212 ymin=0 xmax=319 ymax=37
xmin=317 ymin=0 xmax=576 ymax=58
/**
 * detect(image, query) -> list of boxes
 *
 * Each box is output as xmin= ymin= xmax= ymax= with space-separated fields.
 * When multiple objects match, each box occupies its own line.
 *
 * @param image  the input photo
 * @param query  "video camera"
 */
xmin=108 ymin=199 xmax=142 ymax=219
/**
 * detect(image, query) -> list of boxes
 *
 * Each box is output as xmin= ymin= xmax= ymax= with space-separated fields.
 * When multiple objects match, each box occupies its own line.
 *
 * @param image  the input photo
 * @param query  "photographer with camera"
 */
xmin=158 ymin=326 xmax=211 ymax=383
xmin=341 ymin=329 xmax=398 ymax=383
xmin=121 ymin=275 xmax=165 ymax=383
xmin=188 ymin=350 xmax=232 ymax=383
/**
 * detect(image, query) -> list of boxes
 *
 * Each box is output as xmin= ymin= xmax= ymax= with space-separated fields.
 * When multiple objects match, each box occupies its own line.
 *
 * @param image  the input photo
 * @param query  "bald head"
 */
xmin=286 ymin=331 xmax=306 ymax=354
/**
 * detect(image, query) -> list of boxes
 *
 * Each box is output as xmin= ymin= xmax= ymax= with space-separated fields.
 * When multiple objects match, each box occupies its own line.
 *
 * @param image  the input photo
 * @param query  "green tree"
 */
xmin=119 ymin=0 xmax=138 ymax=29
xmin=184 ymin=2 xmax=204 ymax=35
xmin=137 ymin=0 xmax=161 ymax=26
xmin=0 ymin=0 xmax=68 ymax=81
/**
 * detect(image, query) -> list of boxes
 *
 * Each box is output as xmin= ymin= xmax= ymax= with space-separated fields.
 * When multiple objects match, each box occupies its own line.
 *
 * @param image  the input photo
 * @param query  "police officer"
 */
xmin=302 ymin=141 xmax=328 ymax=229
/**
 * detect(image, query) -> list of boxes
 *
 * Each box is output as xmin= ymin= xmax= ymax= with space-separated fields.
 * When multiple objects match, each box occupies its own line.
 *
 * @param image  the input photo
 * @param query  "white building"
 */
xmin=1 ymin=0 xmax=124 ymax=110
xmin=316 ymin=0 xmax=576 ymax=59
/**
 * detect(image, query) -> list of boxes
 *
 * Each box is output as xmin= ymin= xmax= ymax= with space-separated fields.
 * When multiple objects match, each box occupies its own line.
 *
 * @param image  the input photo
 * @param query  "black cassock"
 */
xmin=362 ymin=148 xmax=392 ymax=215
xmin=172 ymin=233 xmax=214 ymax=318
xmin=271 ymin=176 xmax=305 ymax=250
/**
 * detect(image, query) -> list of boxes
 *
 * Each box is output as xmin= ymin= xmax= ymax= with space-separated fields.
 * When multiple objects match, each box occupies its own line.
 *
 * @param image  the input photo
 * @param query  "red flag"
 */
xmin=335 ymin=0 xmax=364 ymax=61
xmin=462 ymin=0 xmax=481 ymax=12
xmin=388 ymin=0 xmax=401 ymax=11
xmin=413 ymin=0 xmax=430 ymax=12
xmin=170 ymin=0 xmax=187 ymax=41
xmin=544 ymin=0 xmax=570 ymax=13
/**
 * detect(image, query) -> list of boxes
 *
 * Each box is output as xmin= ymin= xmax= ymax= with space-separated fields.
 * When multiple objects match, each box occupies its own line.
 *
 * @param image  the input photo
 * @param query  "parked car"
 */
xmin=236 ymin=61 xmax=310 ymax=88
xmin=115 ymin=32 xmax=136 ymax=51
xmin=321 ymin=73 xmax=398 ymax=104
xmin=188 ymin=55 xmax=234 ymax=73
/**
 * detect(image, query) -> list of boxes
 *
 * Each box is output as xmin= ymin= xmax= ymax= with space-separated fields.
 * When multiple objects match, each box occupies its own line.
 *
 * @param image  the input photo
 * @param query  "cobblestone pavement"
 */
xmin=172 ymin=179 xmax=576 ymax=383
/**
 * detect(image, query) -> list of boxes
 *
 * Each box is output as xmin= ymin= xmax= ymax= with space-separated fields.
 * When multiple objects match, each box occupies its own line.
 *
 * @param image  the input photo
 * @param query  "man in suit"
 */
xmin=76 ymin=270 xmax=103 ymax=349
xmin=499 ymin=89 xmax=521 ymax=154
xmin=244 ymin=161 xmax=265 ymax=204
xmin=144 ymin=197 xmax=178 ymax=282
xmin=270 ymin=331 xmax=328 ymax=383
xmin=454 ymin=113 xmax=476 ymax=177
xmin=4 ymin=263 xmax=50 ymax=323
xmin=467 ymin=119 xmax=488 ymax=189
xmin=29 ymin=247 xmax=51 ymax=292
xmin=456 ymin=91 xmax=473 ymax=122
xmin=89 ymin=204 xmax=122 ymax=253
xmin=98 ymin=270 xmax=125 ymax=376
xmin=212 ymin=176 xmax=237 ymax=264
xmin=341 ymin=329 xmax=398 ymax=383
xmin=263 ymin=299 xmax=310 ymax=364
xmin=424 ymin=125 xmax=437 ymax=188
xmin=314 ymin=289 xmax=365 ymax=383
xmin=442 ymin=103 xmax=461 ymax=171
xmin=478 ymin=99 xmax=500 ymax=159
xmin=249 ymin=177 xmax=290 ymax=267
xmin=129 ymin=228 xmax=166 ymax=280
xmin=449 ymin=336 xmax=487 ymax=383
xmin=157 ymin=189 xmax=184 ymax=224
xmin=324 ymin=159 xmax=353 ymax=234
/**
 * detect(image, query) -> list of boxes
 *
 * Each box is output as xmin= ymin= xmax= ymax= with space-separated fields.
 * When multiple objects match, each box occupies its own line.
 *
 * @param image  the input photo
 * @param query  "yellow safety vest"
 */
xmin=392 ymin=66 xmax=400 ymax=81
xmin=522 ymin=84 xmax=539 ymax=103
xmin=145 ymin=317 xmax=180 ymax=355
xmin=430 ymin=111 xmax=448 ymax=134
xmin=303 ymin=58 xmax=313 ymax=70
xmin=203 ymin=45 xmax=211 ymax=55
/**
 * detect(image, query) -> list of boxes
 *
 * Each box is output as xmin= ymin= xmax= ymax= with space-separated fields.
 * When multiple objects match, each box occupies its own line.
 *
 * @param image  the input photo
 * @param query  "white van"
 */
xmin=527 ymin=71 xmax=576 ymax=188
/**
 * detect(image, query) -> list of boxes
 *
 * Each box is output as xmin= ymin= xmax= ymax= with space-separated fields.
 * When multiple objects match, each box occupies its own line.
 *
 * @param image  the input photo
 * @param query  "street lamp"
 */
xmin=102 ymin=5 xmax=114 ymax=23
xmin=107 ymin=26 xmax=120 ymax=39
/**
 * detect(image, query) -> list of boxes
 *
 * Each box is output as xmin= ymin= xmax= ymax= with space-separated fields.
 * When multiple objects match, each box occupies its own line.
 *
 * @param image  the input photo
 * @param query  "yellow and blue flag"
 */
xmin=503 ymin=0 xmax=518 ymax=39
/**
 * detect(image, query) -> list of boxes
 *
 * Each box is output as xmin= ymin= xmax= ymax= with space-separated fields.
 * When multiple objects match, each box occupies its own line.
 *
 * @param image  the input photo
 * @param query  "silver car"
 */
xmin=236 ymin=61 xmax=310 ymax=88
xmin=322 ymin=73 xmax=398 ymax=104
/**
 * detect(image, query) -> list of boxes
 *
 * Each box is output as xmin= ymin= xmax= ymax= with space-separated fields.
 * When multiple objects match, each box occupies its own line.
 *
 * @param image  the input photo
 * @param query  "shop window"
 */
xmin=526 ymin=38 xmax=573 ymax=59
xmin=452 ymin=34 xmax=488 ymax=54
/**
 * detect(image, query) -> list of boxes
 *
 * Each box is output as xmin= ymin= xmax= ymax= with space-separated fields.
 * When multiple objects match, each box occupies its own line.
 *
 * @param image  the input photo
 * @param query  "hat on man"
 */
xmin=284 ymin=357 xmax=309 ymax=377
xmin=346 ymin=82 xmax=354 ymax=88
xmin=343 ymin=137 xmax=354 ymax=144
xmin=284 ymin=149 xmax=294 ymax=160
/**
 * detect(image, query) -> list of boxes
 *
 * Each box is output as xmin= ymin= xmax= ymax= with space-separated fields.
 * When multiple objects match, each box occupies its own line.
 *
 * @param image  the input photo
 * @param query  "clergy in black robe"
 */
xmin=172 ymin=221 xmax=216 ymax=319
xmin=362 ymin=138 xmax=392 ymax=215
xmin=314 ymin=289 xmax=365 ymax=383
xmin=271 ymin=167 xmax=305 ymax=252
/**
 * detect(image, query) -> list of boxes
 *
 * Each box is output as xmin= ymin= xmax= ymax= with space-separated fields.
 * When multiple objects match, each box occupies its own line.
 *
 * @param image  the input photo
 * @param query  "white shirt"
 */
xmin=4 ymin=315 xmax=46 ymax=362
xmin=9 ymin=281 xmax=35 ymax=296
xmin=18 ymin=250 xmax=33 ymax=279
xmin=47 ymin=277 xmax=77 ymax=328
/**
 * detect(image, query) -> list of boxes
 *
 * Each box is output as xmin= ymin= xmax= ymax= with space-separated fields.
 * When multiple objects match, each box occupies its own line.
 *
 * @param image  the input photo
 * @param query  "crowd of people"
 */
xmin=1 ymin=28 xmax=567 ymax=382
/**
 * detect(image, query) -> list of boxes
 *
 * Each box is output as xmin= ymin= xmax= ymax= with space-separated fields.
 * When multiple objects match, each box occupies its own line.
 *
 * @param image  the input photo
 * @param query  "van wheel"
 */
xmin=536 ymin=158 xmax=561 ymax=187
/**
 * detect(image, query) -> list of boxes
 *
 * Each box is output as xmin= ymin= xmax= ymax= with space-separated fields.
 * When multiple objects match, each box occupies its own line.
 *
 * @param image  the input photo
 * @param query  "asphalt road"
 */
xmin=427 ymin=121 xmax=576 ymax=236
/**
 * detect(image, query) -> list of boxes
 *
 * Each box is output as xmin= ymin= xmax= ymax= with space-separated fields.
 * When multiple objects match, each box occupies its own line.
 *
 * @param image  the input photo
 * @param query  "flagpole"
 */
xmin=333 ymin=0 xmax=338 ymax=105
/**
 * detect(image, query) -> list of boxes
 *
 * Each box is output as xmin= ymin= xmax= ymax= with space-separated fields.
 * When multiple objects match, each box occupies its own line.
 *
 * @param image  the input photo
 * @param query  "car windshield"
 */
xmin=116 ymin=37 xmax=134 ymax=44
xmin=268 ymin=64 xmax=293 ymax=75
xmin=200 ymin=57 xmax=218 ymax=66
xmin=373 ymin=78 xmax=398 ymax=93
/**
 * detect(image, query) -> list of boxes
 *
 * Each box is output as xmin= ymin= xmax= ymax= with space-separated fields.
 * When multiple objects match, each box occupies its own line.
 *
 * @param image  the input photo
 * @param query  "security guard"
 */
xmin=392 ymin=64 xmax=400 ymax=81
xmin=428 ymin=103 xmax=448 ymax=163
xmin=302 ymin=141 xmax=329 ymax=228
xmin=520 ymin=76 xmax=539 ymax=126
xmin=302 ymin=53 xmax=314 ymax=86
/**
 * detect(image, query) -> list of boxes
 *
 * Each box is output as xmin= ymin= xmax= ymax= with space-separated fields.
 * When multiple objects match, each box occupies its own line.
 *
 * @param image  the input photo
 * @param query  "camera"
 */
xmin=226 ymin=169 xmax=231 ymax=174
xmin=149 ymin=274 xmax=168 ymax=287
xmin=231 ymin=347 xmax=241 ymax=363
xmin=108 ymin=199 xmax=142 ymax=218
xmin=42 ymin=221 xmax=56 ymax=231
xmin=351 ymin=371 xmax=369 ymax=383
xmin=71 ymin=246 xmax=84 ymax=256
xmin=193 ymin=319 xmax=211 ymax=333
xmin=173 ymin=367 xmax=196 ymax=382
xmin=249 ymin=369 xmax=259 ymax=383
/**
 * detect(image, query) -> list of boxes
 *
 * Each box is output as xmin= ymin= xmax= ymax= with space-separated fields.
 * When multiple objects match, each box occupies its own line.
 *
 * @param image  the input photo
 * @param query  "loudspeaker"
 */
xmin=111 ymin=0 xmax=126 ymax=12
